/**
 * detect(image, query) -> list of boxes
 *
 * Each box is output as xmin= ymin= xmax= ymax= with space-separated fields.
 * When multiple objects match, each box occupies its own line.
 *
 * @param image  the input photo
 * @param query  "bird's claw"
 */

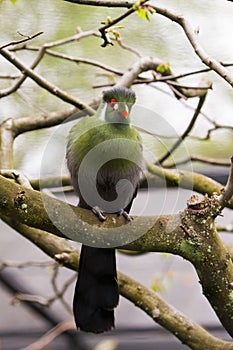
xmin=92 ymin=206 xmax=106 ymax=222
xmin=118 ymin=209 xmax=133 ymax=222
xmin=92 ymin=207 xmax=132 ymax=222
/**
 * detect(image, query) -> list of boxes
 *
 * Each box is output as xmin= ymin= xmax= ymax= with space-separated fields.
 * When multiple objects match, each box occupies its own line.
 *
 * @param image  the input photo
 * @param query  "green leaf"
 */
xmin=10 ymin=0 xmax=17 ymax=4
xmin=133 ymin=2 xmax=155 ymax=21
xmin=157 ymin=64 xmax=165 ymax=73
xmin=156 ymin=62 xmax=172 ymax=74
xmin=110 ymin=25 xmax=125 ymax=30
xmin=136 ymin=7 xmax=150 ymax=21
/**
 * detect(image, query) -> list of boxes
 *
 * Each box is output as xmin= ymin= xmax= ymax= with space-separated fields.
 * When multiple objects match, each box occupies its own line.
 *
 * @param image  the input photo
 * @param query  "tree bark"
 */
xmin=1 ymin=175 xmax=233 ymax=337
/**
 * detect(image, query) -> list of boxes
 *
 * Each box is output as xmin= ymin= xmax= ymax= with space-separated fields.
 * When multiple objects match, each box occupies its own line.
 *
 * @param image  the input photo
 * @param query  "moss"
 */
xmin=179 ymin=239 xmax=204 ymax=263
xmin=229 ymin=291 xmax=233 ymax=302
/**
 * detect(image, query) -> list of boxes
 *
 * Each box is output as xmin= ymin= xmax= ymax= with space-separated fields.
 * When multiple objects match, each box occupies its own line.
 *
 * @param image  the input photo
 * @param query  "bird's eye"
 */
xmin=110 ymin=98 xmax=118 ymax=110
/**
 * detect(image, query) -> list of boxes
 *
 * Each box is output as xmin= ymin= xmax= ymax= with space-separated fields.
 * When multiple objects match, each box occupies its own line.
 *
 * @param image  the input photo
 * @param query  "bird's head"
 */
xmin=103 ymin=87 xmax=136 ymax=125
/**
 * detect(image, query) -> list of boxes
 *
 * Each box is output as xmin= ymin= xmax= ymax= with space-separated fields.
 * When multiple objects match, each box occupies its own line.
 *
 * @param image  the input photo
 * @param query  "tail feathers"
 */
xmin=74 ymin=306 xmax=115 ymax=333
xmin=73 ymin=246 xmax=119 ymax=333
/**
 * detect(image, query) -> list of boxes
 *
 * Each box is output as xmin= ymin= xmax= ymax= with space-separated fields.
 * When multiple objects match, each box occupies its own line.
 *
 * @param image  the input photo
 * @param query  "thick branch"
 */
xmin=147 ymin=163 xmax=233 ymax=209
xmin=2 ymin=213 xmax=233 ymax=349
xmin=118 ymin=273 xmax=233 ymax=350
xmin=115 ymin=56 xmax=208 ymax=99
xmin=1 ymin=175 xmax=233 ymax=337
xmin=0 ymin=119 xmax=15 ymax=168
xmin=12 ymin=108 xmax=77 ymax=136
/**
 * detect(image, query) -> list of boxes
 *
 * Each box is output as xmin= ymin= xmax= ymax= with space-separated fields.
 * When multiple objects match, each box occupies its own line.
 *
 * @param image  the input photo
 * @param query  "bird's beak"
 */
xmin=120 ymin=104 xmax=129 ymax=118
xmin=110 ymin=99 xmax=129 ymax=118
xmin=121 ymin=109 xmax=129 ymax=118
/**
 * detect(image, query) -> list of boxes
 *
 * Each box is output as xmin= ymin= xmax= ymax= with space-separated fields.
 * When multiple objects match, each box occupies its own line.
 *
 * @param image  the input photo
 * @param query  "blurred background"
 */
xmin=0 ymin=0 xmax=233 ymax=349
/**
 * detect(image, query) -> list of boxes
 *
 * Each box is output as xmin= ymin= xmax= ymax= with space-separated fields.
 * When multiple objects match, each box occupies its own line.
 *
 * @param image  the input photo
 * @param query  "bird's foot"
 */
xmin=117 ymin=209 xmax=133 ymax=222
xmin=92 ymin=206 xmax=106 ymax=222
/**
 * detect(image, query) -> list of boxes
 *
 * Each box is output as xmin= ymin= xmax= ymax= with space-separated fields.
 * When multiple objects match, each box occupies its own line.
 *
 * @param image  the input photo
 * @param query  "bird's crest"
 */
xmin=103 ymin=87 xmax=136 ymax=105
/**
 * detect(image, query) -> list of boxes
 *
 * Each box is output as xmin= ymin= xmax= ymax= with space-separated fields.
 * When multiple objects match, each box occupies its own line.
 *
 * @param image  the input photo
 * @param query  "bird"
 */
xmin=66 ymin=87 xmax=144 ymax=333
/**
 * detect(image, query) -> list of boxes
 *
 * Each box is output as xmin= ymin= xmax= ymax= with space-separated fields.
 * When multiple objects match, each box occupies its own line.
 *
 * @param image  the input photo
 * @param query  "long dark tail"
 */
xmin=73 ymin=245 xmax=119 ymax=333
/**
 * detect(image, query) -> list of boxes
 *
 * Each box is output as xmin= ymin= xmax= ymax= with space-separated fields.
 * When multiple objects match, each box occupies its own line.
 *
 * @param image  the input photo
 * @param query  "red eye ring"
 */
xmin=110 ymin=98 xmax=117 ymax=108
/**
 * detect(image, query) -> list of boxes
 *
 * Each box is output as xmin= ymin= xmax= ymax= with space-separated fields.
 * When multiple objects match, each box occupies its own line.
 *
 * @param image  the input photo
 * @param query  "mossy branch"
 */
xmin=147 ymin=163 xmax=233 ymax=209
xmin=2 ymin=214 xmax=233 ymax=349
xmin=1 ymin=175 xmax=233 ymax=338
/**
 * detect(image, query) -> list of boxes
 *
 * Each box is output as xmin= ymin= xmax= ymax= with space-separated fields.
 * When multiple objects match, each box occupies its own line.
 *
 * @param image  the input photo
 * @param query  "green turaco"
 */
xmin=66 ymin=87 xmax=144 ymax=333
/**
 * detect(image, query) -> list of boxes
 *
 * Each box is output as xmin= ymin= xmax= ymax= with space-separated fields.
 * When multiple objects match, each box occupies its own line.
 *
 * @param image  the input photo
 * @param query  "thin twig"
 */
xmin=99 ymin=9 xmax=135 ymax=47
xmin=165 ymin=79 xmax=212 ymax=91
xmin=0 ymin=48 xmax=95 ymax=114
xmin=0 ymin=74 xmax=19 ymax=80
xmin=0 ymin=260 xmax=55 ymax=272
xmin=20 ymin=321 xmax=75 ymax=350
xmin=64 ymin=0 xmax=134 ymax=6
xmin=0 ymin=31 xmax=43 ymax=50
xmin=188 ymin=124 xmax=233 ymax=141
xmin=150 ymin=5 xmax=233 ymax=87
xmin=164 ymin=155 xmax=231 ymax=168
xmin=98 ymin=0 xmax=148 ymax=46
xmin=66 ymin=0 xmax=233 ymax=86
xmin=21 ymin=46 xmax=124 ymax=75
xmin=218 ymin=156 xmax=233 ymax=208
xmin=157 ymin=92 xmax=208 ymax=165
xmin=14 ymin=268 xmax=76 ymax=313
xmin=155 ymin=62 xmax=233 ymax=83
xmin=50 ymin=265 xmax=75 ymax=313
xmin=117 ymin=39 xmax=142 ymax=58
xmin=1 ymin=29 xmax=99 ymax=99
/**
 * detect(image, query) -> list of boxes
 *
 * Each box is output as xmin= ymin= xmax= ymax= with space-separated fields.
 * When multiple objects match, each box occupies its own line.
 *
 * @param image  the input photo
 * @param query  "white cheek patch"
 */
xmin=113 ymin=103 xmax=119 ymax=111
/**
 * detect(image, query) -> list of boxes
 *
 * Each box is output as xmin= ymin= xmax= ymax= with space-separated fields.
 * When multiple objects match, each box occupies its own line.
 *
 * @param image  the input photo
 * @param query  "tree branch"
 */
xmin=163 ymin=155 xmax=231 ymax=168
xmin=1 ymin=174 xmax=233 ymax=337
xmin=64 ymin=0 xmax=134 ymax=7
xmin=115 ymin=56 xmax=208 ymax=99
xmin=0 ymin=29 xmax=99 ymax=99
xmin=157 ymin=92 xmax=207 ymax=165
xmin=2 ymin=209 xmax=233 ymax=348
xmin=21 ymin=321 xmax=76 ymax=350
xmin=0 ymin=31 xmax=43 ymax=50
xmin=118 ymin=273 xmax=233 ymax=350
xmin=146 ymin=163 xmax=233 ymax=209
xmin=0 ymin=118 xmax=15 ymax=169
xmin=98 ymin=1 xmax=149 ymax=47
xmin=218 ymin=156 xmax=233 ymax=208
xmin=0 ymin=48 xmax=95 ymax=114
xmin=17 ymin=45 xmax=124 ymax=76
xmin=24 ymin=160 xmax=233 ymax=209
xmin=65 ymin=0 xmax=233 ymax=86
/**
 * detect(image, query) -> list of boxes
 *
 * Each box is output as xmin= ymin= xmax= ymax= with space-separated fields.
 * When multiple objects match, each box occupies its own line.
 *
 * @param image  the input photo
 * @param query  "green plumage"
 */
xmin=66 ymin=87 xmax=144 ymax=333
xmin=67 ymin=87 xmax=143 ymax=213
